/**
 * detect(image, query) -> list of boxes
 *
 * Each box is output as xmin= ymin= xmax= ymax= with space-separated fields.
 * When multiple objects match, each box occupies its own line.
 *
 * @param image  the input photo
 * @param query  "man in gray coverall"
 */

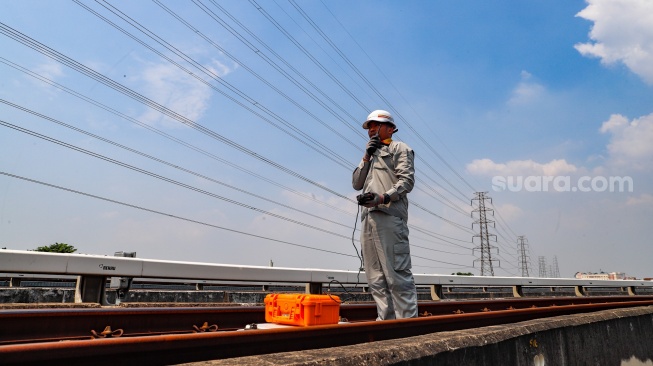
xmin=352 ymin=109 xmax=418 ymax=320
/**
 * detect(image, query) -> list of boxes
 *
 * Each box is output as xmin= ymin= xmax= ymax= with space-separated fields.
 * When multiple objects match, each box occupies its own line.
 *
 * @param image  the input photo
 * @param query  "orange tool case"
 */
xmin=264 ymin=293 xmax=341 ymax=326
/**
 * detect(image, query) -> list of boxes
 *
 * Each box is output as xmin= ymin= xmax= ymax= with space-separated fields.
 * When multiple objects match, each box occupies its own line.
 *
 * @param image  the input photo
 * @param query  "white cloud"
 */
xmin=138 ymin=62 xmax=213 ymax=127
xmin=466 ymin=158 xmax=578 ymax=177
xmin=468 ymin=112 xmax=653 ymax=179
xmin=575 ymin=0 xmax=653 ymax=84
xmin=26 ymin=59 xmax=64 ymax=97
xmin=598 ymin=113 xmax=629 ymax=133
xmin=626 ymin=193 xmax=653 ymax=206
xmin=207 ymin=59 xmax=237 ymax=78
xmin=493 ymin=203 xmax=523 ymax=221
xmin=508 ymin=70 xmax=545 ymax=105
xmin=34 ymin=59 xmax=64 ymax=81
xmin=600 ymin=113 xmax=653 ymax=168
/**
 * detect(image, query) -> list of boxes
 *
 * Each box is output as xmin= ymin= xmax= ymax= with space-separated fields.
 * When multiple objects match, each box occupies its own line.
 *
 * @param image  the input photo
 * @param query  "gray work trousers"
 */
xmin=361 ymin=211 xmax=418 ymax=320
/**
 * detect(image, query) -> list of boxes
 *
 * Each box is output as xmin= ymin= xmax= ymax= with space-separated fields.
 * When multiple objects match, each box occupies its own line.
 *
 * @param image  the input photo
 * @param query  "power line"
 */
xmin=188 ymin=1 xmax=474 ymax=220
xmin=290 ymin=0 xmax=478 ymax=197
xmin=0 ymin=57 xmax=351 ymax=216
xmin=40 ymin=5 xmax=473 ymax=231
xmin=409 ymin=227 xmax=473 ymax=251
xmin=76 ymin=1 xmax=355 ymax=169
xmin=200 ymin=0 xmax=473 ymax=221
xmin=411 ymin=254 xmax=469 ymax=268
xmin=0 ymin=56 xmax=475 ymax=255
xmin=198 ymin=0 xmax=469 ymax=218
xmin=1 ymin=99 xmax=354 ymax=231
xmin=248 ymin=0 xmax=370 ymax=112
xmin=3 ymin=109 xmax=476 ymax=265
xmin=194 ymin=0 xmax=366 ymax=139
xmin=152 ymin=0 xmax=363 ymax=149
xmin=411 ymin=201 xmax=475 ymax=235
xmin=0 ymin=171 xmax=355 ymax=258
xmin=318 ymin=0 xmax=486 ymax=195
xmin=0 ymin=119 xmax=356 ymax=241
xmin=190 ymin=0 xmax=474 ymax=219
xmin=0 ymin=6 xmax=483 ymax=257
xmin=0 ymin=21 xmax=354 ymax=202
xmin=413 ymin=264 xmax=474 ymax=271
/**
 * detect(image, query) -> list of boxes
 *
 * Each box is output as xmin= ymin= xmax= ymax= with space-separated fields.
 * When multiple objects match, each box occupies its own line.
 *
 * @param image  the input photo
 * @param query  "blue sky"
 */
xmin=1 ymin=0 xmax=652 ymax=279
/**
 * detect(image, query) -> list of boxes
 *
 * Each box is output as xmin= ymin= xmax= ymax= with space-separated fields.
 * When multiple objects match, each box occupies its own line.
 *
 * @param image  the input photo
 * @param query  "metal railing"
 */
xmin=1 ymin=249 xmax=652 ymax=305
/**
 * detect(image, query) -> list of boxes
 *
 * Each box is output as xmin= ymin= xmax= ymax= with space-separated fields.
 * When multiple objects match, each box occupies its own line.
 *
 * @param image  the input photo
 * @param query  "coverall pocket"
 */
xmin=393 ymin=242 xmax=411 ymax=271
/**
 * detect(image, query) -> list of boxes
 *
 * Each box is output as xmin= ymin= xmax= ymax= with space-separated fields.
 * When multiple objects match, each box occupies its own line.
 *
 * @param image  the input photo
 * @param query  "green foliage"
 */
xmin=451 ymin=272 xmax=474 ymax=276
xmin=34 ymin=242 xmax=77 ymax=253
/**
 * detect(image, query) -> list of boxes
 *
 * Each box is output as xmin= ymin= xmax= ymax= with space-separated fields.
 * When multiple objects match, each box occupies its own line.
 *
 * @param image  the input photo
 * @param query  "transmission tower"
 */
xmin=517 ymin=236 xmax=530 ymax=277
xmin=552 ymin=256 xmax=560 ymax=278
xmin=538 ymin=256 xmax=548 ymax=277
xmin=472 ymin=192 xmax=499 ymax=276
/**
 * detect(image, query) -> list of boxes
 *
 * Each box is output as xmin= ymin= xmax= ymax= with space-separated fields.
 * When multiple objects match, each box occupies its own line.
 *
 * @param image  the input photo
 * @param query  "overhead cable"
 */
xmin=0 ymin=171 xmax=356 ymax=258
xmin=0 ymin=119 xmax=355 ymax=240
xmin=0 ymin=57 xmax=352 ymax=215
xmin=290 ymin=0 xmax=478 ymax=197
xmin=1 ymin=99 xmax=354 ymax=231
xmin=0 ymin=22 xmax=353 ymax=201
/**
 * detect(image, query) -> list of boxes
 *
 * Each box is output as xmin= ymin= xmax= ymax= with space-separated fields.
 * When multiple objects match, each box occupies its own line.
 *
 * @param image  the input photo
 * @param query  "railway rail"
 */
xmin=2 ymin=296 xmax=653 ymax=365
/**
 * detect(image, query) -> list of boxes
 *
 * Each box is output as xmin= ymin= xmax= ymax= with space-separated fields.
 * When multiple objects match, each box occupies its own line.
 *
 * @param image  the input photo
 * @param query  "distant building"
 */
xmin=575 ymin=271 xmax=627 ymax=280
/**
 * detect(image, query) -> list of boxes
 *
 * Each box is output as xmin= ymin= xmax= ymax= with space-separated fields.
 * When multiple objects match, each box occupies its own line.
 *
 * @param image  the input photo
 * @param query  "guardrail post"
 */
xmin=74 ymin=275 xmax=110 ymax=305
xmin=627 ymin=286 xmax=637 ymax=296
xmin=9 ymin=277 xmax=21 ymax=287
xmin=430 ymin=285 xmax=443 ymax=301
xmin=305 ymin=282 xmax=322 ymax=294
xmin=574 ymin=285 xmax=586 ymax=297
xmin=512 ymin=285 xmax=524 ymax=298
xmin=196 ymin=283 xmax=205 ymax=291
xmin=108 ymin=251 xmax=136 ymax=304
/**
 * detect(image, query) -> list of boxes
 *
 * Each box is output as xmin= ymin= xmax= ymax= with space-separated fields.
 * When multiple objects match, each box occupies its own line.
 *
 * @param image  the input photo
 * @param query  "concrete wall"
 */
xmin=195 ymin=306 xmax=653 ymax=366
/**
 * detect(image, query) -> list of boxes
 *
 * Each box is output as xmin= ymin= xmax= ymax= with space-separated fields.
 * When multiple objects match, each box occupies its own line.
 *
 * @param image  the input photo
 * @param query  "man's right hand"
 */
xmin=364 ymin=136 xmax=381 ymax=160
xmin=356 ymin=192 xmax=386 ymax=207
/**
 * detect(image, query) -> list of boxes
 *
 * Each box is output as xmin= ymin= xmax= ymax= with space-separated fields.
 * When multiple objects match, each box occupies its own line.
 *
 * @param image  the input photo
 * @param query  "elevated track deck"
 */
xmin=2 ymin=296 xmax=653 ymax=365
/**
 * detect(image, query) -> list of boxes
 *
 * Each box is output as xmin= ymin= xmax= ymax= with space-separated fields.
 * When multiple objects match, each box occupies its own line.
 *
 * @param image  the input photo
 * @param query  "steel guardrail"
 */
xmin=1 ymin=250 xmax=651 ymax=302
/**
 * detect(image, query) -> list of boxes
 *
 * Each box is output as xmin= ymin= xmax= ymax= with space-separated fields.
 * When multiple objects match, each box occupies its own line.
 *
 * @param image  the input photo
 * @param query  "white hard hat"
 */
xmin=362 ymin=110 xmax=396 ymax=130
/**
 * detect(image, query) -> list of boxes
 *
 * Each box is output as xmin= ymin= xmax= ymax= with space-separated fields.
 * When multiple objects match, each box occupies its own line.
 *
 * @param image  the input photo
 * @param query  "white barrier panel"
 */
xmin=1 ymin=249 xmax=652 ymax=289
xmin=0 ymin=250 xmax=362 ymax=284
xmin=418 ymin=274 xmax=653 ymax=288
